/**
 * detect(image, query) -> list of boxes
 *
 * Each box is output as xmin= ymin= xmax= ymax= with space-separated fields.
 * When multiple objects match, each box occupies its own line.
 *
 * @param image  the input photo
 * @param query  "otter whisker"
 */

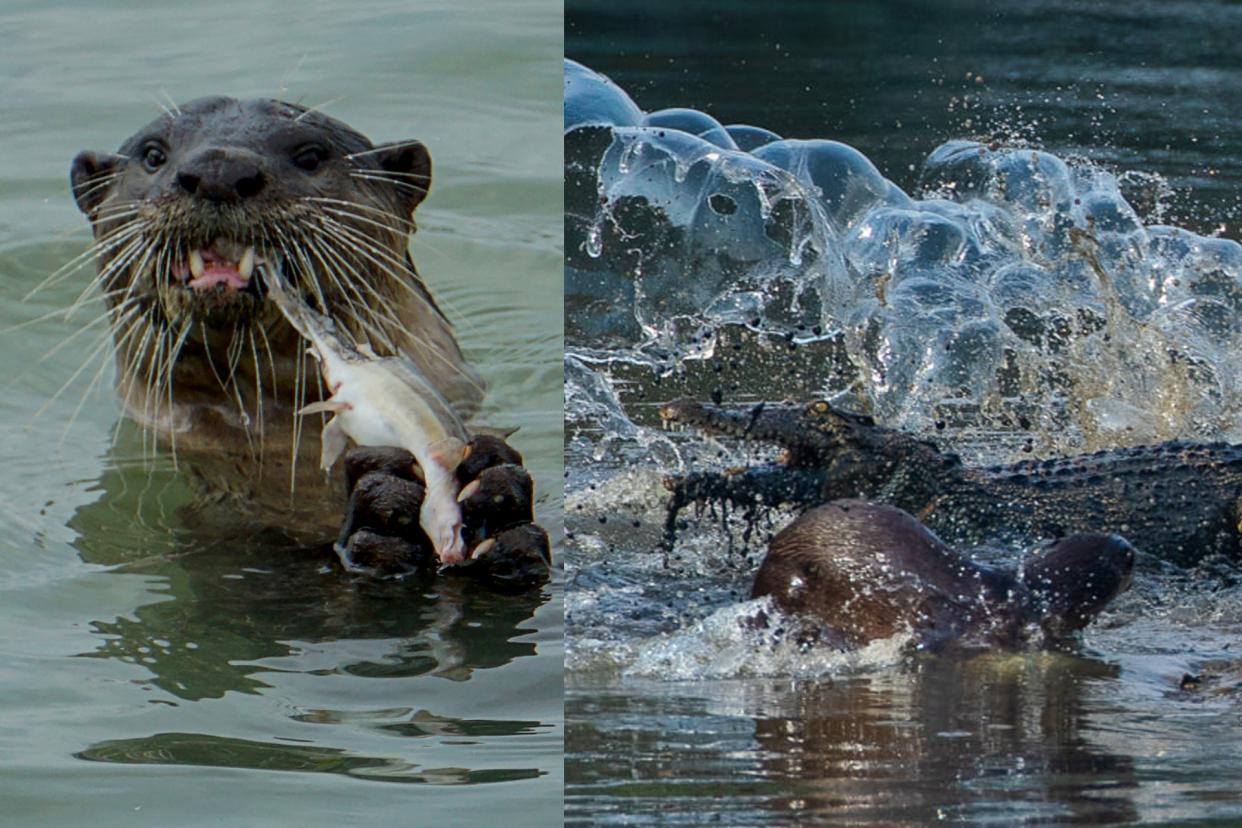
xmin=278 ymin=233 xmax=334 ymax=315
xmin=310 ymin=216 xmax=420 ymax=289
xmin=299 ymin=232 xmax=404 ymax=351
xmin=289 ymin=340 xmax=307 ymax=493
xmin=294 ymin=96 xmax=347 ymax=122
xmin=59 ymin=304 xmax=149 ymax=448
xmin=31 ymin=301 xmax=144 ymax=425
xmin=25 ymin=219 xmax=146 ymax=299
xmin=347 ymin=167 xmax=430 ymax=182
xmin=316 ymin=203 xmax=414 ymax=239
xmin=116 ymin=306 xmax=159 ymax=397
xmin=348 ymin=172 xmax=429 ymax=197
xmin=263 ymin=223 xmax=331 ymax=314
xmin=140 ymin=305 xmax=190 ymax=465
xmin=158 ymin=88 xmax=182 ymax=117
xmin=315 ymin=216 xmax=484 ymax=343
xmin=88 ymin=205 xmax=143 ymax=226
xmin=301 ymin=196 xmax=415 ymax=233
xmin=160 ymin=316 xmax=193 ymax=467
xmin=36 ymin=298 xmax=140 ymax=365
xmin=311 ymin=213 xmax=439 ymax=294
xmin=310 ymin=221 xmax=485 ymax=388
xmin=198 ymin=321 xmax=236 ymax=401
xmin=307 ymin=233 xmax=486 ymax=396
xmin=137 ymin=313 xmax=175 ymax=461
xmin=1 ymin=285 xmax=134 ymax=335
xmin=88 ymin=232 xmax=150 ymax=288
xmin=292 ymin=234 xmax=393 ymax=337
xmin=88 ymin=199 xmax=146 ymax=224
xmin=225 ymin=321 xmax=246 ymax=383
xmin=248 ymin=328 xmax=266 ymax=468
xmin=344 ymin=140 xmax=427 ymax=161
xmin=255 ymin=320 xmax=280 ymax=402
xmin=152 ymin=97 xmax=176 ymax=121
xmin=63 ymin=234 xmax=152 ymax=318
xmin=70 ymin=174 xmax=127 ymax=208
xmin=221 ymin=321 xmax=261 ymax=456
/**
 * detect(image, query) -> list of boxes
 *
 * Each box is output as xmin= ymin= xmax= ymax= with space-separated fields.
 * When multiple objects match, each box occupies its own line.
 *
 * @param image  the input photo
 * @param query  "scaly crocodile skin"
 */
xmin=661 ymin=399 xmax=1242 ymax=567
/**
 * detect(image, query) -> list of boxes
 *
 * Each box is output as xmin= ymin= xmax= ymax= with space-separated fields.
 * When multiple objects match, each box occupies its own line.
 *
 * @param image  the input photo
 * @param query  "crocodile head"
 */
xmin=661 ymin=397 xmax=967 ymax=505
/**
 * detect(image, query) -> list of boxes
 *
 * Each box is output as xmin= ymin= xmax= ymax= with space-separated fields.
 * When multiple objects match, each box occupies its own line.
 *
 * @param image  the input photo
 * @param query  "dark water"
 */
xmin=0 ymin=1 xmax=563 ymax=825
xmin=566 ymin=1 xmax=1242 ymax=825
xmin=568 ymin=0 xmax=1242 ymax=234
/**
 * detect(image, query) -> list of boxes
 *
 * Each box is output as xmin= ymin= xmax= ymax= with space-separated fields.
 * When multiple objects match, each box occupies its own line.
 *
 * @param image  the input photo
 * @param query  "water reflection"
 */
xmin=66 ymin=430 xmax=550 ymax=781
xmin=77 ymin=732 xmax=541 ymax=785
xmin=569 ymin=651 xmax=1140 ymax=825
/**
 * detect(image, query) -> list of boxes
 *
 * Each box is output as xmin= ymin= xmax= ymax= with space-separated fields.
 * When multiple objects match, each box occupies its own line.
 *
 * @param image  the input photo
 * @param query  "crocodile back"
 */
xmin=937 ymin=442 xmax=1242 ymax=565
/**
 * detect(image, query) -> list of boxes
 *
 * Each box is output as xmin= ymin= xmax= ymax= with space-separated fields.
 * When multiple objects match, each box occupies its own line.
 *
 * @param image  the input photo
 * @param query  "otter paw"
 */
xmin=336 ymin=438 xmax=549 ymax=587
xmin=336 ymin=457 xmax=435 ymax=576
xmin=338 ymin=529 xmax=436 ymax=577
xmin=458 ymin=464 xmax=535 ymax=546
xmin=450 ymin=524 xmax=552 ymax=592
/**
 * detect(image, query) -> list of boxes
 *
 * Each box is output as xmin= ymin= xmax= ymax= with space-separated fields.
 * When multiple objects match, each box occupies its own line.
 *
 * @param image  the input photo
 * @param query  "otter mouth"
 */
xmin=171 ymin=238 xmax=265 ymax=298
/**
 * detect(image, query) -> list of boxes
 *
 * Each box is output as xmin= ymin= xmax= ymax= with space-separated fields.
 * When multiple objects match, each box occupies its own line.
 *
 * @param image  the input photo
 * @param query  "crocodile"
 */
xmin=661 ymin=398 xmax=1242 ymax=568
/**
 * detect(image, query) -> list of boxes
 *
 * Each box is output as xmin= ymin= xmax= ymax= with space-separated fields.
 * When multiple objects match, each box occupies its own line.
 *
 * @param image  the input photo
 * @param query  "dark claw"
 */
xmin=459 ymin=464 xmax=534 ymax=546
xmin=458 ymin=434 xmax=524 ymax=482
xmin=451 ymin=524 xmax=551 ymax=591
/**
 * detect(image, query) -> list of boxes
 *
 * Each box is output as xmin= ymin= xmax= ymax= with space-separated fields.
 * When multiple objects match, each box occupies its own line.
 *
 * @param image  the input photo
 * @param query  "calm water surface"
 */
xmin=0 ymin=1 xmax=563 ymax=825
xmin=566 ymin=1 xmax=1242 ymax=825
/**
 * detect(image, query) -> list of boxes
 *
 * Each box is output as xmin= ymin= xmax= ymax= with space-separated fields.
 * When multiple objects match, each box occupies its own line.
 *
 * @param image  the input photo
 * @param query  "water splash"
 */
xmin=563 ymin=58 xmax=1242 ymax=678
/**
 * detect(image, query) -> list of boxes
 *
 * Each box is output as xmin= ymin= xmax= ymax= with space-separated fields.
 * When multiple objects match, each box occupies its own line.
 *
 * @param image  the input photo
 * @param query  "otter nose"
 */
xmin=175 ymin=147 xmax=266 ymax=202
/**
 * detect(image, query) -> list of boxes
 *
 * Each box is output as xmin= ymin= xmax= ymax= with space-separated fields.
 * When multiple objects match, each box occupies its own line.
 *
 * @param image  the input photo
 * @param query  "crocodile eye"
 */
xmin=292 ymin=146 xmax=326 ymax=172
xmin=142 ymin=145 xmax=167 ymax=172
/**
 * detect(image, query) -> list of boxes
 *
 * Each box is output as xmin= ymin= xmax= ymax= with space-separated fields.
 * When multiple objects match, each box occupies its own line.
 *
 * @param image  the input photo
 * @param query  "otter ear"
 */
xmin=70 ymin=151 xmax=124 ymax=216
xmin=371 ymin=140 xmax=432 ymax=213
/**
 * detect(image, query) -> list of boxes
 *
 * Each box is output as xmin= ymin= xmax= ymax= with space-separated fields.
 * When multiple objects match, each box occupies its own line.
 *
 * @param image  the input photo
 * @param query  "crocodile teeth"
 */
xmin=188 ymin=249 xmax=205 ymax=280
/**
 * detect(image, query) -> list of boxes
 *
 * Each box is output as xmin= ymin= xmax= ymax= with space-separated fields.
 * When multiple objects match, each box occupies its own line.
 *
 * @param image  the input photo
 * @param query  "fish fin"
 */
xmin=320 ymin=416 xmax=349 ymax=471
xmin=357 ymin=342 xmax=378 ymax=358
xmin=427 ymin=437 xmax=469 ymax=470
xmin=467 ymin=423 xmax=520 ymax=440
xmin=299 ymin=400 xmax=347 ymax=416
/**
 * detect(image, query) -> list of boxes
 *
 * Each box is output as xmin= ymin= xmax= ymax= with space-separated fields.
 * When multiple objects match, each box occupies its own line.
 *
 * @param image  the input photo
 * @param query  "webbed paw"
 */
xmin=335 ymin=436 xmax=550 ymax=588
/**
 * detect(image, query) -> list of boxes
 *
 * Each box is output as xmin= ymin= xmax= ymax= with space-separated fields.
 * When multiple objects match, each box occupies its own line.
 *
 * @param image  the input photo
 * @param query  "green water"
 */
xmin=0 ymin=1 xmax=563 ymax=825
xmin=565 ymin=1 xmax=1242 ymax=824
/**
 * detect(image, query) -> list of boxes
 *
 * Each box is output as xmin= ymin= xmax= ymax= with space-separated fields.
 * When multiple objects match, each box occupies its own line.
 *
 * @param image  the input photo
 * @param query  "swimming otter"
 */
xmin=752 ymin=500 xmax=1134 ymax=649
xmin=68 ymin=97 xmax=547 ymax=583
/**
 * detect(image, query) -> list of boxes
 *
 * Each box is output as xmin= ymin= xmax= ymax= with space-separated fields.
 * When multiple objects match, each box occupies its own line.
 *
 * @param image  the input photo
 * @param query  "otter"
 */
xmin=68 ymin=97 xmax=547 ymax=583
xmin=751 ymin=500 xmax=1134 ymax=650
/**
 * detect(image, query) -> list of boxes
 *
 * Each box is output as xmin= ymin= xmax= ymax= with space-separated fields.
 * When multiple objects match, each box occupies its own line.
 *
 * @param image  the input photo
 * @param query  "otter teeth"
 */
xmin=188 ymin=249 xmax=205 ymax=280
xmin=239 ymin=247 xmax=255 ymax=281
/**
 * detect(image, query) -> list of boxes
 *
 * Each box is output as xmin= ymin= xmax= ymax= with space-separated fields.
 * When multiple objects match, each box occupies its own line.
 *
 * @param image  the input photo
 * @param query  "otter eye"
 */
xmin=292 ymin=146 xmax=326 ymax=172
xmin=142 ymin=145 xmax=167 ymax=172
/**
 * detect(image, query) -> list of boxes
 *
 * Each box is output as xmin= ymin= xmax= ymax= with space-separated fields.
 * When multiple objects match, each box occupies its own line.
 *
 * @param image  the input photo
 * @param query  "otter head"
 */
xmin=67 ymin=97 xmax=472 ymax=435
xmin=71 ymin=96 xmax=429 ymax=327
xmin=1021 ymin=533 xmax=1135 ymax=639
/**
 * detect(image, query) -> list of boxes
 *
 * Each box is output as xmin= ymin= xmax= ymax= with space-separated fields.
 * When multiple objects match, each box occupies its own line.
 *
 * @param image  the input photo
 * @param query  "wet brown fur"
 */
xmin=752 ymin=499 xmax=1134 ymax=649
xmin=70 ymin=97 xmax=483 ymax=536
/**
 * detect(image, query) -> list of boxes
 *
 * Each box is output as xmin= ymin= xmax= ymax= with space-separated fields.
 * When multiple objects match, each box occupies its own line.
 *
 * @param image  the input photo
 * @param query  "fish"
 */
xmin=262 ymin=266 xmax=471 ymax=565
